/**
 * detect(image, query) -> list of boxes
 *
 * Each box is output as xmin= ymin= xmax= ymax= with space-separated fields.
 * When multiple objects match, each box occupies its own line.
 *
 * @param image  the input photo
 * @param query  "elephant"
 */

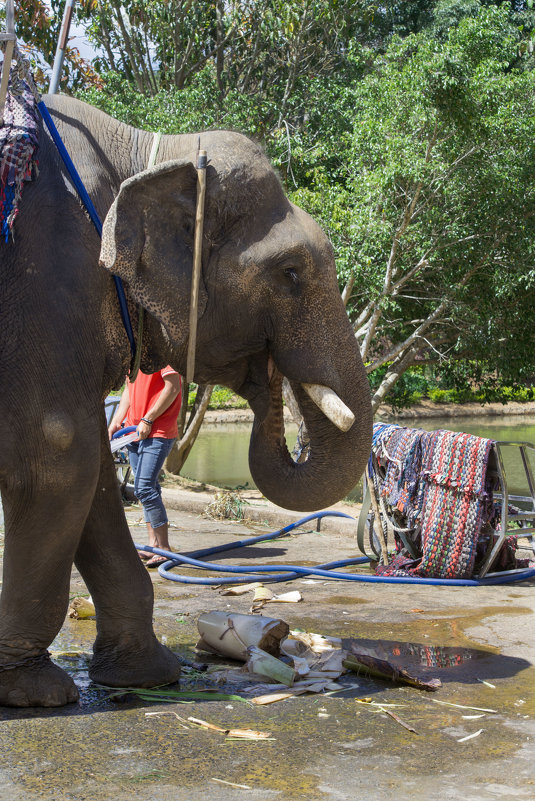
xmin=0 ymin=93 xmax=373 ymax=707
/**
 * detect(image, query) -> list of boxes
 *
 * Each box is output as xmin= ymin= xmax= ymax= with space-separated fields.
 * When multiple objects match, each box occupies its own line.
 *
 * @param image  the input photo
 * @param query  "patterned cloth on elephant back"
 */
xmin=0 ymin=76 xmax=39 ymax=240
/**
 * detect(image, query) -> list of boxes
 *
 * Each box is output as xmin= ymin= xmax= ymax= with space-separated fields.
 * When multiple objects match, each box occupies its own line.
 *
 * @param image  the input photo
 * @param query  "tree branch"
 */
xmin=165 ymin=385 xmax=214 ymax=475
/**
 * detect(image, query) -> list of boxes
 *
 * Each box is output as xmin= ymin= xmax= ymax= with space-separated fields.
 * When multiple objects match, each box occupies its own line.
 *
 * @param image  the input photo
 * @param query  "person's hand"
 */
xmin=136 ymin=419 xmax=153 ymax=440
xmin=108 ymin=419 xmax=122 ymax=440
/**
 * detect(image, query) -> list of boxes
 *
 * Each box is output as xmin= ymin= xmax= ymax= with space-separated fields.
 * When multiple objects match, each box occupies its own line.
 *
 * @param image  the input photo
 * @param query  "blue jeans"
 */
xmin=127 ymin=437 xmax=175 ymax=528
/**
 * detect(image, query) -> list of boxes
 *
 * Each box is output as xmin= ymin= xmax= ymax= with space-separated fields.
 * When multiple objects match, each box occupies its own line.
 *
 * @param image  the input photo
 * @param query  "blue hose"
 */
xmin=134 ymin=511 xmax=535 ymax=586
xmin=111 ymin=426 xmax=137 ymax=440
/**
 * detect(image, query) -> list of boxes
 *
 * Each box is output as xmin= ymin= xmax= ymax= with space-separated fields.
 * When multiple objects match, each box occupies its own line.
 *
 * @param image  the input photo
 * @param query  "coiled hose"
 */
xmin=134 ymin=511 xmax=535 ymax=586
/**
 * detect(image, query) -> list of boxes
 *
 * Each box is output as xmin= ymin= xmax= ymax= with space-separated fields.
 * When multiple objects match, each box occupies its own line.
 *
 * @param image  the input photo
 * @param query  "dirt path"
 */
xmin=1 ymin=504 xmax=534 ymax=800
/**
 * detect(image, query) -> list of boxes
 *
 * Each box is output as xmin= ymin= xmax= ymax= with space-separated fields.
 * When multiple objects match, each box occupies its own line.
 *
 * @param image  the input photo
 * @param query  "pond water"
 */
xmin=181 ymin=421 xmax=297 ymax=491
xmin=181 ymin=413 xmax=535 ymax=499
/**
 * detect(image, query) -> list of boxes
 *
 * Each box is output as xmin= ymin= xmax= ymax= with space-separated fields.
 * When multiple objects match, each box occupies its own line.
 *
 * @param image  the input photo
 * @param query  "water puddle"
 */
xmin=343 ymin=637 xmax=487 ymax=683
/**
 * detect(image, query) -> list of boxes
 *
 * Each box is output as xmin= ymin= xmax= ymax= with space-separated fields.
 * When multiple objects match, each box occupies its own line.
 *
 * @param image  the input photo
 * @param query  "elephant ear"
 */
xmin=100 ymin=159 xmax=207 ymax=343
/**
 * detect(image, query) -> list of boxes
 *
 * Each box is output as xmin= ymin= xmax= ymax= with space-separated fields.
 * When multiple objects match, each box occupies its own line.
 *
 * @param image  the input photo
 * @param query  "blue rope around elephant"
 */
xmin=134 ymin=511 xmax=535 ymax=587
xmin=37 ymin=100 xmax=136 ymax=357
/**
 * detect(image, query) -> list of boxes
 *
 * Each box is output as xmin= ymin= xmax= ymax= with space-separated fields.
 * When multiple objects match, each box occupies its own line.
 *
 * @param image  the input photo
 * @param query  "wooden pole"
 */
xmin=0 ymin=0 xmax=16 ymax=125
xmin=186 ymin=148 xmax=207 ymax=384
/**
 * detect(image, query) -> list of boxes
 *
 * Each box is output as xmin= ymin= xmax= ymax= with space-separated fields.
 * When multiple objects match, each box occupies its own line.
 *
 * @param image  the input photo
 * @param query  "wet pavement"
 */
xmin=1 ymin=498 xmax=535 ymax=800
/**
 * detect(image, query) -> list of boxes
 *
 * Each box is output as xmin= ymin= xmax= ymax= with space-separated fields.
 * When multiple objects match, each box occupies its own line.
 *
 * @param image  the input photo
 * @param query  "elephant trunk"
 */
xmin=248 ymin=364 xmax=373 ymax=512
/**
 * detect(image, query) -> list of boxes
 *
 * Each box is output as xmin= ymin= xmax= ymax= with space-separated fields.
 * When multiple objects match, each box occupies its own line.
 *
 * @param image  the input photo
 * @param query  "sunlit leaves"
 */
xmin=6 ymin=0 xmax=101 ymax=91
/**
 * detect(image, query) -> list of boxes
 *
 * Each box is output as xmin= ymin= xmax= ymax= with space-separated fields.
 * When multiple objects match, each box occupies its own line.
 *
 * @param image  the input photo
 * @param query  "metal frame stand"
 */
xmin=477 ymin=441 xmax=535 ymax=578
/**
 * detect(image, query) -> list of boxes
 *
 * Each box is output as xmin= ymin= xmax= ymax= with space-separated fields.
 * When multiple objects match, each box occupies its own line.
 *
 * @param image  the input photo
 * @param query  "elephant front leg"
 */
xmin=74 ymin=438 xmax=180 ymax=689
xmin=0 ymin=485 xmax=92 ymax=707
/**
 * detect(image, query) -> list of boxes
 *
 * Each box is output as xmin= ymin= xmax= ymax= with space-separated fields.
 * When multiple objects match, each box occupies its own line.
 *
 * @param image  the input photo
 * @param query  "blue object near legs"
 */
xmin=128 ymin=437 xmax=175 ymax=528
xmin=133 ymin=511 xmax=535 ymax=586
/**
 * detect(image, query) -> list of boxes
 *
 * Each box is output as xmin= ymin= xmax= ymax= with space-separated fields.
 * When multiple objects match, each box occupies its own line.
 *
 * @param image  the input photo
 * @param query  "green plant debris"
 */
xmin=205 ymin=490 xmax=249 ymax=520
xmin=103 ymin=686 xmax=252 ymax=704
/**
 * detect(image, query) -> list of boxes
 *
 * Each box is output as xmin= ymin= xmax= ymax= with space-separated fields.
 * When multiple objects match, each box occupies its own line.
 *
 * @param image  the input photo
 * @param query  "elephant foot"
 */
xmin=89 ymin=635 xmax=181 ymax=688
xmin=0 ymin=653 xmax=79 ymax=707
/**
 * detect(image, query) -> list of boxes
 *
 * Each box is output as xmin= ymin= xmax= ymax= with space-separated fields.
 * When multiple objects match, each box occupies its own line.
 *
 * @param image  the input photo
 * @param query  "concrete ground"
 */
xmin=1 ymin=485 xmax=535 ymax=800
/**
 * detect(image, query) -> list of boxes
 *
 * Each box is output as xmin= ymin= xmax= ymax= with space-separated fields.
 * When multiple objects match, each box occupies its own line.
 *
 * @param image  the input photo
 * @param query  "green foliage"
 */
xmin=75 ymin=0 xmax=372 ymax=134
xmin=185 ymin=384 xmax=247 ymax=410
xmin=368 ymin=365 xmax=428 ymax=409
xmin=292 ymin=7 xmax=535 ymax=404
xmin=368 ymin=363 xmax=535 ymax=408
xmin=208 ymin=386 xmax=248 ymax=410
xmin=24 ymin=1 xmax=535 ymax=409
xmin=4 ymin=0 xmax=101 ymax=91
xmin=428 ymin=385 xmax=535 ymax=404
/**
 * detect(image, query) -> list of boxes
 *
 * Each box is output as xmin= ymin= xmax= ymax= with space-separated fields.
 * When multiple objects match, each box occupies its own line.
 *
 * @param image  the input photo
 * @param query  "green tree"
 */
xmin=315 ymin=6 xmax=535 ymax=411
xmin=79 ymin=4 xmax=535 ymax=417
xmin=76 ymin=1 xmax=372 ymax=126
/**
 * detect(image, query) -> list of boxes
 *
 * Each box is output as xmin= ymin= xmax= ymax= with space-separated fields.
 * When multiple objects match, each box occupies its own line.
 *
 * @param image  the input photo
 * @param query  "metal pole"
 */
xmin=0 ymin=0 xmax=16 ymax=124
xmin=49 ymin=0 xmax=75 ymax=94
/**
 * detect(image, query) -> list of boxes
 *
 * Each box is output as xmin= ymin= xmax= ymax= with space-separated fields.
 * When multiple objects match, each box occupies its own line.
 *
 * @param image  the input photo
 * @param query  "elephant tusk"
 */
xmin=301 ymin=383 xmax=355 ymax=432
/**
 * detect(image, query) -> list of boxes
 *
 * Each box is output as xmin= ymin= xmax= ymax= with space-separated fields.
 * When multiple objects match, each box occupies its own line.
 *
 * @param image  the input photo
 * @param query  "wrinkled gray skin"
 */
xmin=0 ymin=95 xmax=372 ymax=707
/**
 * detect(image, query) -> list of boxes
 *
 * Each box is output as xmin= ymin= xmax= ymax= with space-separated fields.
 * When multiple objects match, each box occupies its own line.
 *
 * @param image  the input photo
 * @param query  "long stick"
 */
xmin=0 ymin=0 xmax=16 ymax=125
xmin=186 ymin=148 xmax=207 ymax=384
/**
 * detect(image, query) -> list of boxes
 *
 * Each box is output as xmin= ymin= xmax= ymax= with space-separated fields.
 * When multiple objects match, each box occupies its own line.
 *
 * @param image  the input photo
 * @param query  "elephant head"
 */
xmin=99 ymin=131 xmax=373 ymax=511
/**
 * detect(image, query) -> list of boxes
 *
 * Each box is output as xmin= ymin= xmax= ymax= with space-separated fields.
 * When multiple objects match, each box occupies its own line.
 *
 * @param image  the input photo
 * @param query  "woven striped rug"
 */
xmin=371 ymin=424 xmax=494 ymax=579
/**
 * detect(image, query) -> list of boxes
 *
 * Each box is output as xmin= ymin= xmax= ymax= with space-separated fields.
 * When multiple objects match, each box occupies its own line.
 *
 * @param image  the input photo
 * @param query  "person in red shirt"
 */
xmin=108 ymin=367 xmax=182 ymax=568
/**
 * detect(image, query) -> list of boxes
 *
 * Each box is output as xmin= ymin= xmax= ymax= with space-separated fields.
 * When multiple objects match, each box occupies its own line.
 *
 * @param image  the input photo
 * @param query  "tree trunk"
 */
xmin=341 ymin=275 xmax=355 ymax=307
xmin=99 ymin=19 xmax=117 ymax=71
xmin=112 ymin=2 xmax=145 ymax=94
xmin=370 ymin=348 xmax=417 ymax=414
xmin=165 ymin=385 xmax=213 ymax=475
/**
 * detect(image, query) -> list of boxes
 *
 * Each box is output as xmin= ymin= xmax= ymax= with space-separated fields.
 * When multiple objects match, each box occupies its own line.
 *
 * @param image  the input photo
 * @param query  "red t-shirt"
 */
xmin=125 ymin=367 xmax=182 ymax=439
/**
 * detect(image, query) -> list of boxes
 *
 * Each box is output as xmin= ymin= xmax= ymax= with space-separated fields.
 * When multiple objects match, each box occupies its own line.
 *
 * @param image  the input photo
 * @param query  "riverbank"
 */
xmin=168 ymin=400 xmax=535 ymax=510
xmin=159 ymin=473 xmax=360 ymax=535
xmin=201 ymin=399 xmax=535 ymax=425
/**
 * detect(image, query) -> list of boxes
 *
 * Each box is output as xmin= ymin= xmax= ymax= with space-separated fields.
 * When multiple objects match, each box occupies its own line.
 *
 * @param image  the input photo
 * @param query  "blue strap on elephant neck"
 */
xmin=37 ymin=100 xmax=136 ymax=357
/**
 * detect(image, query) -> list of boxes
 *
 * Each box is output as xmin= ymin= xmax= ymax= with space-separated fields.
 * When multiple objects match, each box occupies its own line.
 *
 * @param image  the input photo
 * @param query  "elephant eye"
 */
xmin=284 ymin=268 xmax=299 ymax=285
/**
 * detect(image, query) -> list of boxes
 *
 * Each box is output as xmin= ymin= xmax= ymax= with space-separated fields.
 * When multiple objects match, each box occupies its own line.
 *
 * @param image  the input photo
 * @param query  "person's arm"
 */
xmin=107 ymin=383 xmax=130 ymax=440
xmin=136 ymin=373 xmax=181 ymax=440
